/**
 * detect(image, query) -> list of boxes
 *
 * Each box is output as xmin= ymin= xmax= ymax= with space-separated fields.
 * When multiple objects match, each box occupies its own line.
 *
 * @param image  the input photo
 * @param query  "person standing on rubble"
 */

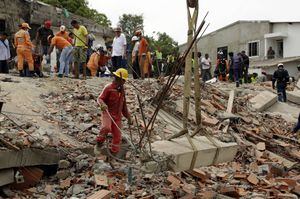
xmin=272 ymin=63 xmax=290 ymax=102
xmin=131 ymin=36 xmax=140 ymax=79
xmin=201 ymin=53 xmax=212 ymax=82
xmin=112 ymin=27 xmax=127 ymax=72
xmin=71 ymin=20 xmax=88 ymax=79
xmin=0 ymin=32 xmax=11 ymax=74
xmin=94 ymin=68 xmax=132 ymax=156
xmin=137 ymin=30 xmax=149 ymax=79
xmin=14 ymin=23 xmax=35 ymax=77
xmin=241 ymin=51 xmax=250 ymax=83
xmin=233 ymin=52 xmax=243 ymax=87
xmin=36 ymin=20 xmax=54 ymax=65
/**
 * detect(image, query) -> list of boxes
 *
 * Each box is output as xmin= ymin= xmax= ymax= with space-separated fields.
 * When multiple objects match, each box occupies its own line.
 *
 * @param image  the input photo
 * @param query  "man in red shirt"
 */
xmin=95 ymin=68 xmax=132 ymax=156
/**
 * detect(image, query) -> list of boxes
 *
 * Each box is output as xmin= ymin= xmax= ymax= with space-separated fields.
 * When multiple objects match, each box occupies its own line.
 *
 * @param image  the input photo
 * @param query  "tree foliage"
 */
xmin=118 ymin=14 xmax=178 ymax=57
xmin=40 ymin=0 xmax=111 ymax=27
xmin=118 ymin=14 xmax=144 ymax=42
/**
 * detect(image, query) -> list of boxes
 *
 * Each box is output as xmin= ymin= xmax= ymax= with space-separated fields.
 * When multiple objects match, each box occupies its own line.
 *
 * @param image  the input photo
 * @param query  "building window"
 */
xmin=248 ymin=41 xmax=259 ymax=57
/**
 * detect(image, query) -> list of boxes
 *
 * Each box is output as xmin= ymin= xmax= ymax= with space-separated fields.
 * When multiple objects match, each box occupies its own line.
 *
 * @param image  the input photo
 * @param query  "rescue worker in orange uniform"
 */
xmin=94 ymin=68 xmax=132 ymax=156
xmin=14 ymin=23 xmax=34 ymax=77
xmin=87 ymin=45 xmax=110 ymax=77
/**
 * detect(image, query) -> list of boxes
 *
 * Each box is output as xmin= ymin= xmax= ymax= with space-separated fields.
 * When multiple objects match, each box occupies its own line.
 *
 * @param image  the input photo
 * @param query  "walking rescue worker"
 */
xmin=14 ymin=23 xmax=34 ymax=77
xmin=272 ymin=63 xmax=290 ymax=102
xmin=94 ymin=68 xmax=132 ymax=156
xmin=47 ymin=35 xmax=73 ymax=78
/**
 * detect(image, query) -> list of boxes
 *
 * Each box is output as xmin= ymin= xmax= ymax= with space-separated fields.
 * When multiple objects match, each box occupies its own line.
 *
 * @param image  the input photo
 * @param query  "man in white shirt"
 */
xmin=0 ymin=32 xmax=11 ymax=74
xmin=112 ymin=27 xmax=127 ymax=71
xmin=201 ymin=53 xmax=212 ymax=82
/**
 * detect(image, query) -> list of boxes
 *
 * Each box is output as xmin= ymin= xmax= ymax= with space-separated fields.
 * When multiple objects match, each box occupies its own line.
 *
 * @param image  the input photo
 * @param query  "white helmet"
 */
xmin=60 ymin=25 xmax=66 ymax=32
xmin=131 ymin=36 xmax=139 ymax=41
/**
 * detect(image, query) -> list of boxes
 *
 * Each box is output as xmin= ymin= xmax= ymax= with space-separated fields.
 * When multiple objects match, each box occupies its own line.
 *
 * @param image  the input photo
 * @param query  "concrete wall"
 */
xmin=273 ymin=23 xmax=300 ymax=58
xmin=249 ymin=61 xmax=300 ymax=77
xmin=0 ymin=0 xmax=113 ymax=46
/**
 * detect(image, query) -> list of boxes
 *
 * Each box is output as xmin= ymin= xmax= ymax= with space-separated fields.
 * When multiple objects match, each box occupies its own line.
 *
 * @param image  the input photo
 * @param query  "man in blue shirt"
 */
xmin=0 ymin=32 xmax=11 ymax=74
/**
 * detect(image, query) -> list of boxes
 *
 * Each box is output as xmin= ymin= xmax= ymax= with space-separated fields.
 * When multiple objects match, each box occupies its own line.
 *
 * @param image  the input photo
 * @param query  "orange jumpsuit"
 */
xmin=96 ymin=82 xmax=130 ymax=153
xmin=14 ymin=29 xmax=34 ymax=71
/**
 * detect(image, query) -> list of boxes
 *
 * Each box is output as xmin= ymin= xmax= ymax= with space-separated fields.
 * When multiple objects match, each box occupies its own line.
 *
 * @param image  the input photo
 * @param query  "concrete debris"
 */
xmin=0 ymin=75 xmax=299 ymax=198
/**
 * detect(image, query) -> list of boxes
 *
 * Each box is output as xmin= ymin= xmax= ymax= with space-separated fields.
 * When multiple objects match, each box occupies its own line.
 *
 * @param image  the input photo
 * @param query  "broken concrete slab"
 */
xmin=152 ymin=136 xmax=238 ymax=172
xmin=0 ymin=148 xmax=60 ymax=170
xmin=0 ymin=169 xmax=14 ymax=186
xmin=267 ymin=102 xmax=300 ymax=122
xmin=249 ymin=91 xmax=277 ymax=112
xmin=287 ymin=90 xmax=300 ymax=105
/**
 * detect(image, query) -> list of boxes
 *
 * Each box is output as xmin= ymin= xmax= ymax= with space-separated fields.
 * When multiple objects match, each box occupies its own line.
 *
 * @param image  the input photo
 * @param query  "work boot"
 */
xmin=57 ymin=74 xmax=63 ymax=78
xmin=19 ymin=70 xmax=25 ymax=77
xmin=236 ymin=82 xmax=240 ymax=88
xmin=94 ymin=142 xmax=103 ymax=156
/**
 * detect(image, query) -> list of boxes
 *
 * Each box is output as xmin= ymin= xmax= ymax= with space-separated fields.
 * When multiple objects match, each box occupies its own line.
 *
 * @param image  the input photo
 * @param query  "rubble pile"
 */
xmin=0 ymin=75 xmax=299 ymax=198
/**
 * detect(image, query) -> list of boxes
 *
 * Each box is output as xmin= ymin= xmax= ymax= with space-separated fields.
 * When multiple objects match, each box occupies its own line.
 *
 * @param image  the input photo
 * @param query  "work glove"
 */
xmin=99 ymin=103 xmax=108 ymax=112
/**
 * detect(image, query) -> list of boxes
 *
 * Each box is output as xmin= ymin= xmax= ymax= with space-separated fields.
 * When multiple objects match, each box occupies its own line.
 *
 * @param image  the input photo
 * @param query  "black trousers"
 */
xmin=112 ymin=56 xmax=123 ymax=72
xmin=0 ymin=60 xmax=9 ymax=74
xmin=132 ymin=56 xmax=140 ymax=79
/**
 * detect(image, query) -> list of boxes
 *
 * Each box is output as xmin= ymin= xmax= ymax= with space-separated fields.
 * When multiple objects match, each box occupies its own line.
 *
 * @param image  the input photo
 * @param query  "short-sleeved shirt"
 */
xmin=138 ymin=37 xmax=148 ymax=56
xmin=51 ymin=36 xmax=71 ymax=50
xmin=112 ymin=33 xmax=127 ymax=57
xmin=73 ymin=25 xmax=88 ymax=47
xmin=37 ymin=27 xmax=54 ymax=46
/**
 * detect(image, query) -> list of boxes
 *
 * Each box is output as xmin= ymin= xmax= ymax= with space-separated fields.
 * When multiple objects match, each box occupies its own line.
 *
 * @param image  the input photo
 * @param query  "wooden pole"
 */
xmin=183 ymin=0 xmax=199 ymax=129
xmin=192 ymin=3 xmax=202 ymax=126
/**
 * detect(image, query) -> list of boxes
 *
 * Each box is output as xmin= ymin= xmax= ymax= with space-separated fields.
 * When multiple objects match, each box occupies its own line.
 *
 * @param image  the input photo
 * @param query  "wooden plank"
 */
xmin=87 ymin=190 xmax=111 ymax=199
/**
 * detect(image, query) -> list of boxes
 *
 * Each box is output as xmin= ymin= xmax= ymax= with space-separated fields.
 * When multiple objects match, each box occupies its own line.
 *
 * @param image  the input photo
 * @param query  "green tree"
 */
xmin=118 ymin=14 xmax=144 ymax=42
xmin=153 ymin=32 xmax=179 ymax=57
xmin=40 ymin=0 xmax=111 ymax=27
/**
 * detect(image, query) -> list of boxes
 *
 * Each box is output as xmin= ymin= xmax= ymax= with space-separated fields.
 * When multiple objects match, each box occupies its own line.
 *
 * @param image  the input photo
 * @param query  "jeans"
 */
xmin=202 ymin=68 xmax=211 ymax=82
xmin=42 ymin=45 xmax=50 ymax=64
xmin=277 ymin=84 xmax=287 ymax=102
xmin=59 ymin=46 xmax=73 ymax=76
xmin=0 ymin=60 xmax=9 ymax=73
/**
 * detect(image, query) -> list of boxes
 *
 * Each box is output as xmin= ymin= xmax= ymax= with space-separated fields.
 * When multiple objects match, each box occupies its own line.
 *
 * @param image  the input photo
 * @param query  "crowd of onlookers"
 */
xmin=0 ymin=19 xmax=179 ymax=80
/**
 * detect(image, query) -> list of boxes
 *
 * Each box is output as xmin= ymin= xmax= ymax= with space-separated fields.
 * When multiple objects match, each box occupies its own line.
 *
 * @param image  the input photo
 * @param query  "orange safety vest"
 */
xmin=14 ymin=29 xmax=33 ymax=49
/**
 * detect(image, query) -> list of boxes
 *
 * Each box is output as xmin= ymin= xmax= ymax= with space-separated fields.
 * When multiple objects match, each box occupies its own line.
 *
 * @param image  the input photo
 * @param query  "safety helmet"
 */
xmin=113 ymin=68 xmax=128 ymax=80
xmin=60 ymin=25 xmax=66 ymax=32
xmin=131 ymin=36 xmax=139 ymax=41
xmin=21 ymin=23 xmax=31 ymax=29
xmin=278 ymin=63 xmax=284 ymax=68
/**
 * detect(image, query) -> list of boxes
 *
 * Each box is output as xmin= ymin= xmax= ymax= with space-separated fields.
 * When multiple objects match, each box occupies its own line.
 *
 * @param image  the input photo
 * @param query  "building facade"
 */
xmin=179 ymin=20 xmax=300 ymax=76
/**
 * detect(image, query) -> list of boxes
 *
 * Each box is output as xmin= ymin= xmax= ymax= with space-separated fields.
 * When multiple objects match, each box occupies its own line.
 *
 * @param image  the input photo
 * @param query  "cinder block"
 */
xmin=249 ymin=91 xmax=277 ymax=112
xmin=287 ymin=90 xmax=300 ymax=105
xmin=152 ymin=136 xmax=238 ymax=172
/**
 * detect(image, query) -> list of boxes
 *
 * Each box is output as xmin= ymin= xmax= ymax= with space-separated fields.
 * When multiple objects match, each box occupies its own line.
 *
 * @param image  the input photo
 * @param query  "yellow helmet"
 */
xmin=113 ymin=68 xmax=128 ymax=80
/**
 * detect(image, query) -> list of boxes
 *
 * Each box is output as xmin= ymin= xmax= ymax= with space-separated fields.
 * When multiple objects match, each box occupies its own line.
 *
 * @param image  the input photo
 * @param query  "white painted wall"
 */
xmin=273 ymin=23 xmax=300 ymax=58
